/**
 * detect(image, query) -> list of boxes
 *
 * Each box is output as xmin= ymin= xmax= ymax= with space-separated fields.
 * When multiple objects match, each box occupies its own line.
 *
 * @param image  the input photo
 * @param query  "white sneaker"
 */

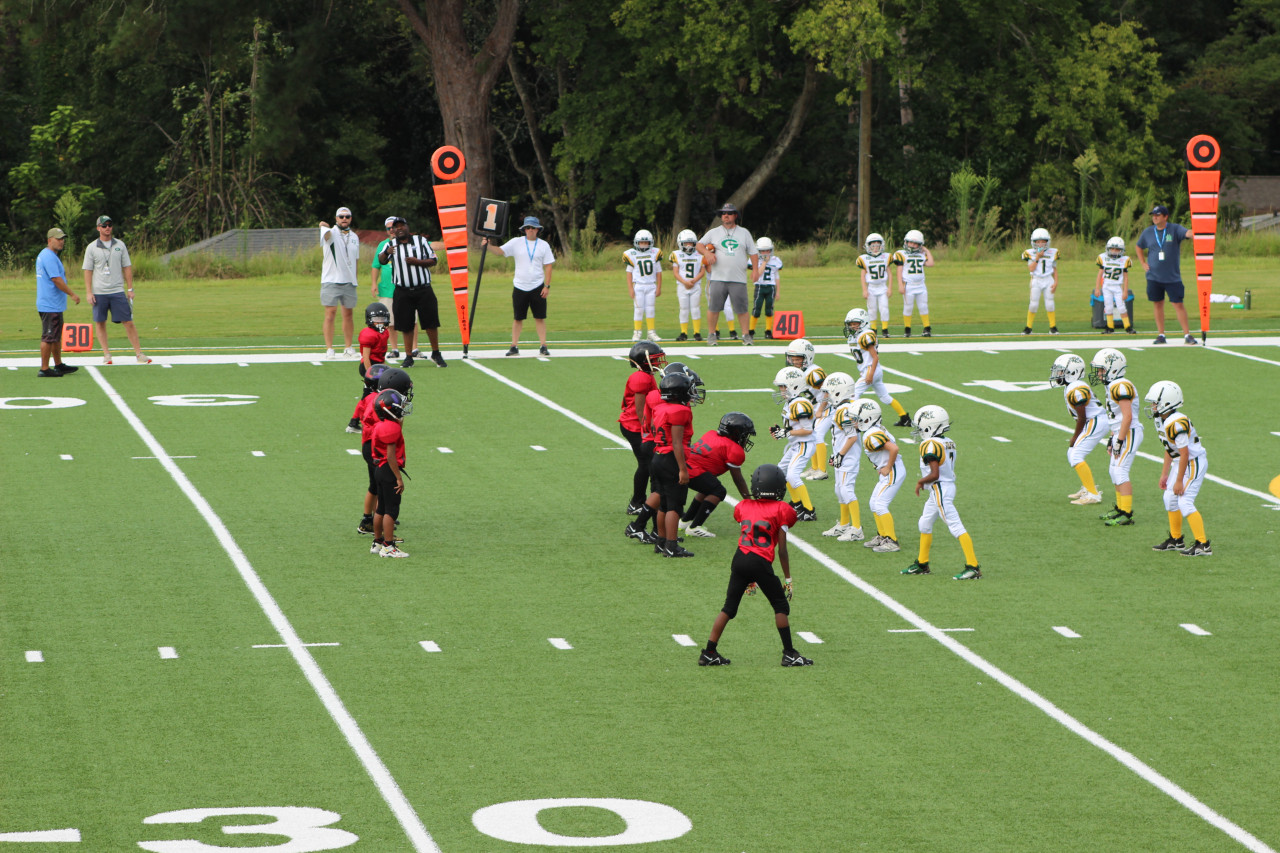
xmin=1068 ymin=487 xmax=1087 ymax=500
xmin=136 ymin=354 xmax=152 ymax=364
xmin=647 ymin=330 xmax=662 ymax=342
xmin=686 ymin=526 xmax=716 ymax=538
xmin=325 ymin=348 xmax=336 ymax=360
xmin=863 ymin=535 xmax=885 ymax=548
xmin=872 ymin=538 xmax=900 ymax=552
xmin=808 ymin=470 xmax=828 ymax=481
xmin=823 ymin=523 xmax=849 ymax=537
xmin=380 ymin=545 xmax=410 ymax=558
xmin=1071 ymin=491 xmax=1103 ymax=505
xmin=837 ymin=527 xmax=865 ymax=542
xmin=102 ymin=355 xmax=113 ymax=365
xmin=632 ymin=330 xmax=642 ymax=342
xmin=801 ymin=469 xmax=819 ymax=480
xmin=677 ymin=519 xmax=691 ymax=531
xmin=370 ymin=541 xmax=384 ymax=555
xmin=342 ymin=346 xmax=357 ymax=358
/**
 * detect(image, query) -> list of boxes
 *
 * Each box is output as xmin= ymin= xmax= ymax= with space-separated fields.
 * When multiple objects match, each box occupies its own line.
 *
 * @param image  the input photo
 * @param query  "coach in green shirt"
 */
xmin=371 ymin=216 xmax=400 ymax=358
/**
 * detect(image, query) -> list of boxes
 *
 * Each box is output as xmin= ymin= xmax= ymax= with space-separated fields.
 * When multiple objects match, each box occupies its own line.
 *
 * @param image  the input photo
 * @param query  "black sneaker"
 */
xmin=538 ymin=345 xmax=550 ymax=356
xmin=1126 ymin=327 xmax=1136 ymax=334
xmin=625 ymin=500 xmax=644 ymax=516
xmin=1049 ymin=326 xmax=1060 ymax=334
xmin=880 ymin=329 xmax=890 ymax=338
xmin=1184 ymin=334 xmax=1198 ymax=346
xmin=894 ymin=414 xmax=913 ymax=428
xmin=796 ymin=508 xmax=817 ymax=522
xmin=729 ymin=330 xmax=738 ymax=340
xmin=1101 ymin=327 xmax=1115 ymax=335
xmin=1022 ymin=327 xmax=1033 ymax=335
xmin=54 ymin=363 xmax=79 ymax=375
xmin=676 ymin=332 xmax=688 ymax=342
xmin=699 ymin=649 xmax=730 ymax=666
xmin=505 ymin=347 xmax=519 ymax=356
xmin=904 ymin=328 xmax=911 ymax=337
xmin=922 ymin=327 xmax=932 ymax=337
xmin=1152 ymin=535 xmax=1185 ymax=551
xmin=37 ymin=368 xmax=62 ymax=377
xmin=764 ymin=330 xmax=773 ymax=339
xmin=357 ymin=519 xmax=375 ymax=535
xmin=781 ymin=650 xmax=814 ymax=666
xmin=665 ymin=543 xmax=695 ymax=557
xmin=1153 ymin=334 xmax=1167 ymax=345
xmin=431 ymin=351 xmax=448 ymax=367
xmin=1181 ymin=539 xmax=1212 ymax=557
xmin=402 ymin=355 xmax=415 ymax=367
xmin=693 ymin=333 xmax=703 ymax=341
xmin=346 ymin=418 xmax=361 ymax=434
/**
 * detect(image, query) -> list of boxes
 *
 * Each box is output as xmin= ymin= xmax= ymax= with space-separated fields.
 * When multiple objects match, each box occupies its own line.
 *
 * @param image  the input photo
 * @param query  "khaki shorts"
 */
xmin=707 ymin=280 xmax=748 ymax=316
xmin=321 ymin=282 xmax=358 ymax=308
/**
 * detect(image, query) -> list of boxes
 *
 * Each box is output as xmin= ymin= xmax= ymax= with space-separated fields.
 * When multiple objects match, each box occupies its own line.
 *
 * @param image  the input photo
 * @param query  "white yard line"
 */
xmin=466 ymin=356 xmax=1277 ymax=853
xmin=85 ymin=366 xmax=440 ymax=853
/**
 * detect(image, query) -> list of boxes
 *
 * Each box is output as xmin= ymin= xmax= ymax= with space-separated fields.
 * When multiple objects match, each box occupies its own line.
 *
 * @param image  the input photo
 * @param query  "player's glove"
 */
xmin=745 ymin=582 xmax=758 ymax=596
xmin=784 ymin=578 xmax=793 ymax=601
xmin=769 ymin=424 xmax=789 ymax=441
xmin=1112 ymin=439 xmax=1124 ymax=459
xmin=830 ymin=452 xmax=844 ymax=469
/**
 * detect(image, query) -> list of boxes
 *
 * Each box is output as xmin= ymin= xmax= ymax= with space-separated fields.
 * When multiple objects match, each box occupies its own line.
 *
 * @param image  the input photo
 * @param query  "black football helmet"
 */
xmin=374 ymin=389 xmax=406 ymax=421
xmin=365 ymin=302 xmax=391 ymax=331
xmin=658 ymin=371 xmax=693 ymax=404
xmin=377 ymin=367 xmax=414 ymax=415
xmin=717 ymin=411 xmax=756 ymax=451
xmin=628 ymin=340 xmax=667 ymax=374
xmin=750 ymin=464 xmax=787 ymax=500
xmin=363 ymin=362 xmax=389 ymax=393
xmin=663 ymin=361 xmax=706 ymax=406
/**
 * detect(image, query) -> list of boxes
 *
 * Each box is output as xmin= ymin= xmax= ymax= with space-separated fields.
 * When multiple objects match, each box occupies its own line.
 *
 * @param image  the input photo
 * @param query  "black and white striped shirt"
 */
xmin=386 ymin=235 xmax=436 ymax=287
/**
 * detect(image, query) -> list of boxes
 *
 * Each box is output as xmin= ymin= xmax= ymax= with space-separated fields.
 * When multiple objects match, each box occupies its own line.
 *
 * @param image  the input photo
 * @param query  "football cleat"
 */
xmin=647 ymin=330 xmax=662 ymax=343
xmin=781 ymin=650 xmax=814 ymax=667
xmin=894 ymin=414 xmax=913 ymax=428
xmin=1104 ymin=513 xmax=1134 ymax=527
xmin=1126 ymin=327 xmax=1136 ymax=335
xmin=699 ymin=649 xmax=731 ymax=666
xmin=357 ymin=519 xmax=375 ymax=535
xmin=624 ymin=522 xmax=648 ymax=540
xmin=902 ymin=560 xmax=931 ymax=575
xmin=370 ymin=541 xmax=385 ymax=555
xmin=1049 ymin=327 xmax=1060 ymax=335
xmin=809 ymin=470 xmax=829 ymax=480
xmin=676 ymin=332 xmax=688 ymax=342
xmin=880 ymin=329 xmax=890 ymax=338
xmin=796 ymin=508 xmax=817 ymax=522
xmin=922 ymin=327 xmax=932 ymax=337
xmin=1101 ymin=327 xmax=1115 ymax=335
xmin=953 ymin=565 xmax=982 ymax=580
xmin=764 ymin=330 xmax=773 ymax=339
xmin=863 ymin=535 xmax=885 ymax=549
xmin=1181 ymin=540 xmax=1212 ymax=557
xmin=625 ymin=500 xmax=644 ymax=516
xmin=904 ymin=328 xmax=911 ymax=337
xmin=665 ymin=543 xmax=695 ymax=558
xmin=387 ymin=348 xmax=400 ymax=359
xmin=631 ymin=330 xmax=642 ymax=342
xmin=693 ymin=333 xmax=703 ymax=341
xmin=401 ymin=355 xmax=415 ymax=368
xmin=1068 ymin=487 xmax=1088 ymax=500
xmin=685 ymin=526 xmax=716 ymax=538
xmin=1152 ymin=536 xmax=1185 ymax=552
xmin=345 ymin=418 xmax=361 ymax=434
xmin=729 ymin=330 xmax=738 ymax=340
xmin=873 ymin=538 xmax=900 ymax=553
xmin=380 ymin=545 xmax=410 ymax=558
xmin=1071 ymin=492 xmax=1103 ymax=505
xmin=430 ymin=351 xmax=448 ymax=367
xmin=1100 ymin=506 xmax=1123 ymax=520
xmin=822 ymin=523 xmax=849 ymax=538
xmin=837 ymin=527 xmax=865 ymax=542
xmin=1022 ymin=327 xmax=1032 ymax=335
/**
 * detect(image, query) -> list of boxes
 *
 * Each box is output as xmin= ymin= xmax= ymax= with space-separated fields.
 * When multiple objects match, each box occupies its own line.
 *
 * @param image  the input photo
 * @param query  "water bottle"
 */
xmin=1245 ymin=289 xmax=1251 ymax=310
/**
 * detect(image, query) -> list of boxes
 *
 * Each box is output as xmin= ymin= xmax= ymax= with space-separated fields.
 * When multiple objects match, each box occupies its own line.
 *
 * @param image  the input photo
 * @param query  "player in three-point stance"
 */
xmin=1021 ymin=228 xmax=1060 ymax=334
xmin=901 ymin=405 xmax=981 ymax=580
xmin=1049 ymin=353 xmax=1107 ymax=506
xmin=678 ymin=412 xmax=755 ymax=538
xmin=770 ymin=366 xmax=818 ymax=521
xmin=626 ymin=229 xmax=663 ymax=342
xmin=855 ymin=399 xmax=905 ymax=553
xmin=893 ymin=229 xmax=935 ymax=338
xmin=1146 ymin=381 xmax=1212 ymax=557
xmin=857 ymin=232 xmax=893 ymax=336
xmin=844 ymin=307 xmax=912 ymax=427
xmin=820 ymin=372 xmax=865 ymax=542
xmin=1090 ymin=348 xmax=1143 ymax=526
xmin=698 ymin=463 xmax=814 ymax=668
xmin=670 ymin=230 xmax=706 ymax=342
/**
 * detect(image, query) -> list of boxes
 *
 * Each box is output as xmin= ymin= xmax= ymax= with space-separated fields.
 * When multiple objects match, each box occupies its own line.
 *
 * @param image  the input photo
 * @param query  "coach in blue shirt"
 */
xmin=1134 ymin=204 xmax=1196 ymax=346
xmin=35 ymin=227 xmax=82 ymax=377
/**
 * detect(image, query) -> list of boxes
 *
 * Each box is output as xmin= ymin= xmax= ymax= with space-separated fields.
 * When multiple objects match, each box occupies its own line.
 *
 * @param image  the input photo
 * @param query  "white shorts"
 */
xmin=632 ymin=283 xmax=657 ymax=320
xmin=903 ymin=286 xmax=929 ymax=318
xmin=869 ymin=459 xmax=905 ymax=515
xmin=677 ymin=281 xmax=703 ymax=322
xmin=780 ymin=439 xmax=817 ymax=489
xmin=1067 ymin=416 xmax=1107 ymax=467
xmin=918 ymin=481 xmax=966 ymax=538
xmin=1107 ymin=422 xmax=1143 ymax=487
xmin=1163 ymin=452 xmax=1207 ymax=517
xmin=1029 ymin=277 xmax=1055 ymax=312
xmin=853 ymin=363 xmax=894 ymax=406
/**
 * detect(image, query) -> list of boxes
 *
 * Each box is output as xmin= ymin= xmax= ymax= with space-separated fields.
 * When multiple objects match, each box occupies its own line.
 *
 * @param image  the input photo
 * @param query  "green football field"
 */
xmin=3 ymin=333 xmax=1279 ymax=852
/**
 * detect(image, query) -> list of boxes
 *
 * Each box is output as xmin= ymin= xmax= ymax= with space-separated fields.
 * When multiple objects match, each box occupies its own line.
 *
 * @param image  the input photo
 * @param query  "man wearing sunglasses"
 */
xmin=320 ymin=206 xmax=361 ymax=359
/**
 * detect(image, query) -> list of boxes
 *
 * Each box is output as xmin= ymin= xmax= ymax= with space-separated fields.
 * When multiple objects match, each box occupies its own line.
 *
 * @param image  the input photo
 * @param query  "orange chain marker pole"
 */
xmin=430 ymin=146 xmax=472 ymax=356
xmin=1185 ymin=134 xmax=1221 ymax=345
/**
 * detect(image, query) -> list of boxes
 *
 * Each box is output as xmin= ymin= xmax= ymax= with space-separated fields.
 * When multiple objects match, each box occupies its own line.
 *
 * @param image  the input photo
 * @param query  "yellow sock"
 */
xmin=726 ymin=318 xmax=735 ymax=332
xmin=766 ymin=316 xmax=773 ymax=333
xmin=1187 ymin=511 xmax=1206 ymax=543
xmin=1074 ymin=461 xmax=1097 ymax=495
xmin=847 ymin=500 xmax=862 ymax=529
xmin=879 ymin=513 xmax=896 ymax=541
xmin=634 ymin=320 xmax=643 ymax=332
xmin=795 ymin=483 xmax=814 ymax=511
xmin=1117 ymin=493 xmax=1132 ymax=514
xmin=787 ymin=484 xmax=797 ymax=503
xmin=646 ymin=319 xmax=656 ymax=332
xmin=749 ymin=316 xmax=759 ymax=332
xmin=692 ymin=318 xmax=701 ymax=335
xmin=814 ymin=444 xmax=827 ymax=473
xmin=1168 ymin=511 xmax=1183 ymax=539
xmin=1048 ymin=311 xmax=1057 ymax=327
xmin=873 ymin=513 xmax=885 ymax=537
xmin=881 ymin=321 xmax=890 ymax=332
xmin=890 ymin=399 xmax=907 ymax=418
xmin=918 ymin=532 xmax=933 ymax=563
xmin=1027 ymin=311 xmax=1036 ymax=329
xmin=959 ymin=532 xmax=977 ymax=566
xmin=1107 ymin=319 xmax=1115 ymax=330
xmin=1122 ymin=315 xmax=1131 ymax=329
xmin=921 ymin=314 xmax=930 ymax=327
xmin=839 ymin=503 xmax=851 ymax=526
xmin=680 ymin=322 xmax=689 ymax=335
xmin=903 ymin=316 xmax=911 ymax=333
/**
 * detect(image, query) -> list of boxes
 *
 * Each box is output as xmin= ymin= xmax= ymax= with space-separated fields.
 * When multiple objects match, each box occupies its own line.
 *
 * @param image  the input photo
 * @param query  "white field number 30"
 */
xmin=139 ymin=807 xmax=356 ymax=852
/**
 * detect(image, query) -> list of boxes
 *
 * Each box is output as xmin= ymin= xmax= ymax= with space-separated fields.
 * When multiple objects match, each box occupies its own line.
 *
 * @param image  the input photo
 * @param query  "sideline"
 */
xmin=465 ymin=356 xmax=1278 ymax=853
xmin=85 ymin=366 xmax=441 ymax=853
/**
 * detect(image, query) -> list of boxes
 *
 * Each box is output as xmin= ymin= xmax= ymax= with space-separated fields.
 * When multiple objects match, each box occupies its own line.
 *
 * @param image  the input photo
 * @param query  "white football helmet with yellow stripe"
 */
xmin=822 ymin=371 xmax=857 ymax=407
xmin=911 ymin=405 xmax=950 ymax=441
xmin=773 ymin=366 xmax=806 ymax=403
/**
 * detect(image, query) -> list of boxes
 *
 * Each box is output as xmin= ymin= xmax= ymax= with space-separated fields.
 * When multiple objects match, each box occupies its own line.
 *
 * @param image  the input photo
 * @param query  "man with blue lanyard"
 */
xmin=1134 ymin=204 xmax=1196 ymax=346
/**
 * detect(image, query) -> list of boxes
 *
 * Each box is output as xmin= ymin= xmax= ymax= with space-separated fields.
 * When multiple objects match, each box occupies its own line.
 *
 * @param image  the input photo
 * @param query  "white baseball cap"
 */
xmin=336 ymin=206 xmax=352 ymax=217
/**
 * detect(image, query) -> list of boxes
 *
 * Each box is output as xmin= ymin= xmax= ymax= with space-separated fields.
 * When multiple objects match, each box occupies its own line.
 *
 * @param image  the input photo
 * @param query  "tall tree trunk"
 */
xmin=898 ymin=27 xmax=914 ymax=157
xmin=857 ymin=60 xmax=872 ymax=243
xmin=717 ymin=59 xmax=819 ymax=229
xmin=395 ymin=0 xmax=519 ymax=248
xmin=672 ymin=177 xmax=691 ymax=238
xmin=507 ymin=51 xmax=571 ymax=256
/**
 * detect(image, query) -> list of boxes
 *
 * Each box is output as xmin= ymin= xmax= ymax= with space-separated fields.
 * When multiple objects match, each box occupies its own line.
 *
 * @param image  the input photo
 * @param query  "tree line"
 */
xmin=1 ymin=0 xmax=1275 ymax=261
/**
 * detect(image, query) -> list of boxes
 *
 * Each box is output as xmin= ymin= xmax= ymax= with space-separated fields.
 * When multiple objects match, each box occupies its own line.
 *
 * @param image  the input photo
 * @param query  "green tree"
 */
xmin=7 ymin=105 xmax=104 ymax=242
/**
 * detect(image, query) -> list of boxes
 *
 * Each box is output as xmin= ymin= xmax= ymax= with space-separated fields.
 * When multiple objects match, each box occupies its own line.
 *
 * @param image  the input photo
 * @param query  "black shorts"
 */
xmin=374 ymin=464 xmax=402 ymax=520
xmin=722 ymin=549 xmax=789 ymax=618
xmin=689 ymin=471 xmax=727 ymax=500
xmin=650 ymin=450 xmax=688 ymax=514
xmin=513 ymin=286 xmax=547 ymax=321
xmin=39 ymin=311 xmax=64 ymax=344
xmin=393 ymin=285 xmax=440 ymax=332
xmin=1146 ymin=278 xmax=1185 ymax=304
xmin=362 ymin=440 xmax=376 ymax=496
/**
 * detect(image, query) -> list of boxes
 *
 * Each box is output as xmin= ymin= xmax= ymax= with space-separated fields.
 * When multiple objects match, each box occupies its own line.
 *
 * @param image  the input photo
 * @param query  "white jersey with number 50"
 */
xmin=857 ymin=252 xmax=891 ymax=294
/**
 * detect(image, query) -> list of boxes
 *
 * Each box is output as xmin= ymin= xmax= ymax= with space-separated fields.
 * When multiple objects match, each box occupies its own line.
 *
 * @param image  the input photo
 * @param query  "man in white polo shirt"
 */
xmin=483 ymin=215 xmax=555 ymax=356
xmin=320 ymin=206 xmax=361 ymax=359
xmin=82 ymin=215 xmax=150 ymax=364
xmin=698 ymin=202 xmax=758 ymax=346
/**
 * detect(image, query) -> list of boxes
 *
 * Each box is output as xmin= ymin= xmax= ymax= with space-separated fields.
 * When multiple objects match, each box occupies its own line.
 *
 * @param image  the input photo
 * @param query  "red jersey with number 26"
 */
xmin=687 ymin=430 xmax=746 ymax=478
xmin=734 ymin=499 xmax=797 ymax=563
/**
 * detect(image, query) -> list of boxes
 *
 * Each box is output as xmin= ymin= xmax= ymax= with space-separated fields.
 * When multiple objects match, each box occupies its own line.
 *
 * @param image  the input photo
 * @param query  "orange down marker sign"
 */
xmin=430 ymin=145 xmax=472 ymax=352
xmin=62 ymin=323 xmax=93 ymax=352
xmin=770 ymin=311 xmax=806 ymax=340
xmin=1185 ymin=134 xmax=1221 ymax=344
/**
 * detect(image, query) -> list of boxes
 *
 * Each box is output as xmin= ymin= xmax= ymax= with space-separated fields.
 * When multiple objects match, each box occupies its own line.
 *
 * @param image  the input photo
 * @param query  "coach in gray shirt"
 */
xmin=697 ymin=203 xmax=758 ymax=346
xmin=83 ymin=215 xmax=150 ymax=364
xmin=1134 ymin=204 xmax=1196 ymax=345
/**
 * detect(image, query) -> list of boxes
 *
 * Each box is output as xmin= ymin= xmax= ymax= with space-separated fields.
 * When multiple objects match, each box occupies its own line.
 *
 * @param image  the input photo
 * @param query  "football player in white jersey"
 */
xmin=857 ymin=232 xmax=893 ymax=336
xmin=902 ymin=405 xmax=981 ymax=580
xmin=749 ymin=236 xmax=783 ymax=339
xmin=1049 ymin=353 xmax=1106 ymax=505
xmin=784 ymin=339 xmax=830 ymax=481
xmin=1146 ymin=381 xmax=1211 ymax=556
xmin=821 ymin=373 xmax=864 ymax=541
xmin=1021 ymin=228 xmax=1060 ymax=334
xmin=844 ymin=307 xmax=913 ymax=427
xmin=893 ymin=229 xmax=935 ymax=337
xmin=670 ymin=229 xmax=706 ymax=341
xmin=626 ymin=229 xmax=663 ymax=342
xmin=1095 ymin=236 xmax=1134 ymax=334
xmin=770 ymin=366 xmax=818 ymax=521
xmin=856 ymin=399 xmax=905 ymax=552
xmin=1090 ymin=348 xmax=1143 ymax=526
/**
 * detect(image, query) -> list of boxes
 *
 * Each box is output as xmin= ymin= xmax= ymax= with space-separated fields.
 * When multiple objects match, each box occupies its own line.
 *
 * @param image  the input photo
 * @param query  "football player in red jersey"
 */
xmin=698 ymin=464 xmax=814 ymax=667
xmin=619 ymin=340 xmax=665 ymax=514
xmin=347 ymin=303 xmax=391 ymax=433
xmin=649 ymin=371 xmax=696 ymax=557
xmin=678 ymin=412 xmax=754 ymax=537
xmin=354 ymin=363 xmax=390 ymax=535
xmin=370 ymin=388 xmax=409 ymax=558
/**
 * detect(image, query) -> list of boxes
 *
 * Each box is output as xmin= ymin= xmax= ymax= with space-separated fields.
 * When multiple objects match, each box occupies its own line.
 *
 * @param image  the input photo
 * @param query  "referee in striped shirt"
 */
xmin=378 ymin=216 xmax=445 ymax=367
